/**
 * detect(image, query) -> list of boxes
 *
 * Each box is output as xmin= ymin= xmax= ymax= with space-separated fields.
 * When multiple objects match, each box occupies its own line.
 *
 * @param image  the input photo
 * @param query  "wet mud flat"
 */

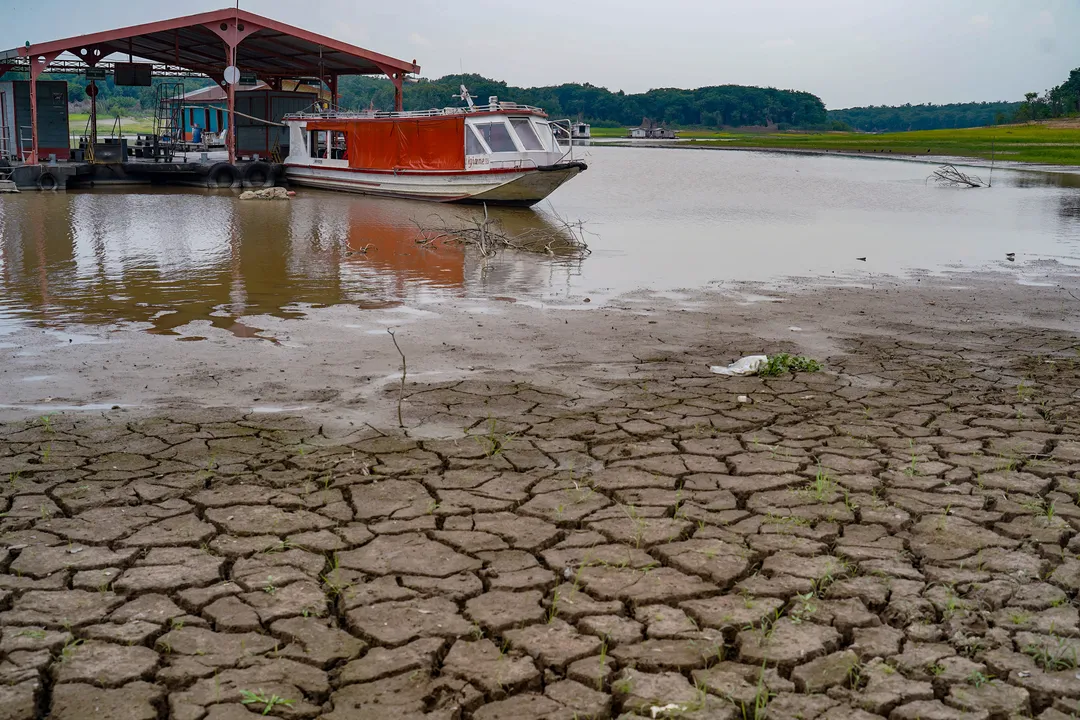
xmin=1 ymin=277 xmax=1080 ymax=719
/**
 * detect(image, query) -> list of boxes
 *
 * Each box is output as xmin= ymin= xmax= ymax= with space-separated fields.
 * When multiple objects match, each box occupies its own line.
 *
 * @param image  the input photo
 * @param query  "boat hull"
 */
xmin=283 ymin=162 xmax=585 ymax=206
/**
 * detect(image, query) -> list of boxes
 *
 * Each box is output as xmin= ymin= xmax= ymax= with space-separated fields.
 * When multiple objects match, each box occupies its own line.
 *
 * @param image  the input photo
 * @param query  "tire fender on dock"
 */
xmin=207 ymin=163 xmax=240 ymax=188
xmin=242 ymin=161 xmax=275 ymax=188
xmin=37 ymin=171 xmax=59 ymax=191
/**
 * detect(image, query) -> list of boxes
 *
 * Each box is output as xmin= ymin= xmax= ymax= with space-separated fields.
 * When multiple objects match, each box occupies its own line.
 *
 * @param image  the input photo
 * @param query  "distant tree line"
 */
xmin=0 ymin=70 xmax=827 ymax=127
xmin=5 ymin=66 xmax=1079 ymax=132
xmin=831 ymin=67 xmax=1080 ymax=132
xmin=826 ymin=102 xmax=1023 ymax=132
xmin=1014 ymin=68 xmax=1080 ymax=121
xmin=338 ymin=74 xmax=829 ymax=128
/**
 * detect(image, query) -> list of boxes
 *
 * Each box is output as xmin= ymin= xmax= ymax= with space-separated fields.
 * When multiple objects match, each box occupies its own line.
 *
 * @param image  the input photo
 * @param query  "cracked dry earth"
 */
xmin=2 ymin=333 xmax=1080 ymax=720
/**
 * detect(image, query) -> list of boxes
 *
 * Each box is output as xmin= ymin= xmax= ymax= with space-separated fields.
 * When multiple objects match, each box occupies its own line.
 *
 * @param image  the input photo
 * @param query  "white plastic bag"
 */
xmin=710 ymin=355 xmax=768 ymax=376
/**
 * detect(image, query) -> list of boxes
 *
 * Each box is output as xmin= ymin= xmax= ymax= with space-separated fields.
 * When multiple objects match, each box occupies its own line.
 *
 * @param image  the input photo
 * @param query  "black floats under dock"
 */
xmin=3 ymin=159 xmax=285 ymax=191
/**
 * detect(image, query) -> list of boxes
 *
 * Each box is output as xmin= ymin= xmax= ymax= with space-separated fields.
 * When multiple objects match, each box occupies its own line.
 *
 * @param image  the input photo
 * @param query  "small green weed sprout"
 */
xmin=239 ymin=689 xmax=295 ymax=715
xmin=758 ymin=353 xmax=823 ymax=377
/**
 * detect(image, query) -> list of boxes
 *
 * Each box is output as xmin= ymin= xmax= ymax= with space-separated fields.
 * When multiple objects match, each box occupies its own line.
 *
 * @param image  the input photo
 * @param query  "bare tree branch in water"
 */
xmin=414 ymin=203 xmax=593 ymax=258
xmin=928 ymin=164 xmax=986 ymax=188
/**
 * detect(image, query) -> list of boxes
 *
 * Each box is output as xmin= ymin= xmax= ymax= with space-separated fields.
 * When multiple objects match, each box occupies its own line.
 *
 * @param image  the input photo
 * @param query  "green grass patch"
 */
xmin=688 ymin=123 xmax=1080 ymax=165
xmin=69 ymin=113 xmax=156 ymax=136
xmin=594 ymin=122 xmax=1080 ymax=165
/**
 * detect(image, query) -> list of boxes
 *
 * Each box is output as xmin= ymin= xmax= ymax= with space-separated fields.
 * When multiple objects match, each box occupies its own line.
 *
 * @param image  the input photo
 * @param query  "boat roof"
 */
xmin=285 ymin=101 xmax=549 ymax=122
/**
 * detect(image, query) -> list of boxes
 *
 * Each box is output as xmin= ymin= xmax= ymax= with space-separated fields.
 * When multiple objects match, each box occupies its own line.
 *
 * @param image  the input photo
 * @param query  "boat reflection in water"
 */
xmin=0 ymin=187 xmax=586 ymax=339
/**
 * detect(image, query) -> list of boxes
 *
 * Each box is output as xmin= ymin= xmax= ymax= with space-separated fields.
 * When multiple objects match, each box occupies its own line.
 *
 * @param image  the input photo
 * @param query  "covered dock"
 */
xmin=0 ymin=7 xmax=419 ymax=171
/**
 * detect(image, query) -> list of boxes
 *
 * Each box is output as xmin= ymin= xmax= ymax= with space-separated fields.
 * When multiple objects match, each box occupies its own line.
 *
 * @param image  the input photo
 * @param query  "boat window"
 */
xmin=510 ymin=118 xmax=544 ymax=151
xmin=466 ymin=125 xmax=486 ymax=155
xmin=473 ymin=122 xmax=517 ymax=153
xmin=329 ymin=130 xmax=347 ymax=160
xmin=310 ymin=130 xmax=329 ymax=158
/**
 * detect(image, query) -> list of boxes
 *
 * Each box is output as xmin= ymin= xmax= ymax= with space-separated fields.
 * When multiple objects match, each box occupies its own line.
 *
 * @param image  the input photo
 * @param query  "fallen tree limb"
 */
xmin=414 ymin=203 xmax=592 ymax=258
xmin=928 ymin=164 xmax=985 ymax=188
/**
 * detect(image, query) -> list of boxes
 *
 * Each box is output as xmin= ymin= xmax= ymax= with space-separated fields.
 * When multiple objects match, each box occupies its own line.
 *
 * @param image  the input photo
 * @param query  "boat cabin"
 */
xmin=283 ymin=102 xmax=567 ymax=174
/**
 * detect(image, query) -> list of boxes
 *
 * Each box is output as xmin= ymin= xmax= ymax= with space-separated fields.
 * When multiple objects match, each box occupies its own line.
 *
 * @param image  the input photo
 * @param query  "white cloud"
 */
xmin=1032 ymin=10 xmax=1053 ymax=27
xmin=409 ymin=32 xmax=430 ymax=46
xmin=331 ymin=20 xmax=367 ymax=44
xmin=761 ymin=38 xmax=795 ymax=49
xmin=969 ymin=14 xmax=991 ymax=30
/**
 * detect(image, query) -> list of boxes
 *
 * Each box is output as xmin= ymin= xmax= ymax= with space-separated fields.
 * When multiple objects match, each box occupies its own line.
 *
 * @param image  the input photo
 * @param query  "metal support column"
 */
xmin=28 ymin=51 xmax=61 ymax=165
xmin=227 ymin=49 xmax=236 ymax=164
xmin=205 ymin=18 xmax=260 ymax=166
xmin=393 ymin=74 xmax=403 ymax=112
xmin=89 ymin=80 xmax=98 ymax=148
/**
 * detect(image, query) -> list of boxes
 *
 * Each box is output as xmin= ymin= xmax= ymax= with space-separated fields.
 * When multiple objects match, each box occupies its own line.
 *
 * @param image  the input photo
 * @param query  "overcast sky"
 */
xmin=2 ymin=0 xmax=1076 ymax=108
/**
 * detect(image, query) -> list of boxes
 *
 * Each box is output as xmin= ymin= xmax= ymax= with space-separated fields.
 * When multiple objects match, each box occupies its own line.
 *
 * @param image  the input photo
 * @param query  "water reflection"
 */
xmin=0 ymin=188 xmax=575 ymax=336
xmin=1007 ymin=171 xmax=1080 ymax=190
xmin=1060 ymin=193 xmax=1080 ymax=222
xmin=1 ymin=147 xmax=1079 ymax=339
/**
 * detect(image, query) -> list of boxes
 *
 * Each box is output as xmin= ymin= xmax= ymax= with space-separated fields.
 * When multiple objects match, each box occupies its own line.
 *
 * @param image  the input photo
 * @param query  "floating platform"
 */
xmin=4 ymin=159 xmax=284 ymax=191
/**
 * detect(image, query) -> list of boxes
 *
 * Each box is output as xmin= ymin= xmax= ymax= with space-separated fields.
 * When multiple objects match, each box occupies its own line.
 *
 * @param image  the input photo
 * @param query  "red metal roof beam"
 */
xmin=15 ymin=8 xmax=418 ymax=76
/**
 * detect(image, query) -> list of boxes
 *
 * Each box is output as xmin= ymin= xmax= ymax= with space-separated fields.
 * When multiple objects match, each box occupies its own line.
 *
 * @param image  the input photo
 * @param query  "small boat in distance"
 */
xmin=571 ymin=122 xmax=591 ymax=140
xmin=282 ymin=86 xmax=587 ymax=206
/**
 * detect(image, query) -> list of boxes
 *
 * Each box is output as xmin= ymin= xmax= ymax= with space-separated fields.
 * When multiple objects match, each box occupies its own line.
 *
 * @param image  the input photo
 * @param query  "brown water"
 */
xmin=2 ymin=146 xmax=1079 ymax=338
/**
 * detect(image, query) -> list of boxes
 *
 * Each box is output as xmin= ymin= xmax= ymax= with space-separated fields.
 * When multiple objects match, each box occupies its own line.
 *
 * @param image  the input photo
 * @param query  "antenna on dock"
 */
xmin=453 ymin=85 xmax=475 ymax=110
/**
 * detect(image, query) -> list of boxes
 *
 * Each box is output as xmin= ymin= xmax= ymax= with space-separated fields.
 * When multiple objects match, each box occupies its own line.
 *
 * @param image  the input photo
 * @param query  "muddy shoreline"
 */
xmin=2 ymin=272 xmax=1078 ymax=428
xmin=2 ymin=271 xmax=1080 ymax=718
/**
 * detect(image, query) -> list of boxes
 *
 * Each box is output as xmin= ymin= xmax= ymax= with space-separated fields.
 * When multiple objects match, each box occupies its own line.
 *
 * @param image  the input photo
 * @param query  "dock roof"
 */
xmin=1 ymin=7 xmax=419 ymax=79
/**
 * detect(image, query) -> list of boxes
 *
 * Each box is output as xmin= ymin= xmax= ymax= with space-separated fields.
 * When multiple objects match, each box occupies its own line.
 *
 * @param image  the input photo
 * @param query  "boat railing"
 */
xmin=284 ymin=102 xmax=548 ymax=122
xmin=548 ymin=120 xmax=574 ymax=163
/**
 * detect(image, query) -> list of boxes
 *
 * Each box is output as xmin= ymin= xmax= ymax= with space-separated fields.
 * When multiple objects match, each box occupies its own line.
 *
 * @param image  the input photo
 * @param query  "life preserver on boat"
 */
xmin=37 ymin=171 xmax=59 ymax=191
xmin=207 ymin=163 xmax=240 ymax=188
xmin=242 ymin=161 xmax=274 ymax=188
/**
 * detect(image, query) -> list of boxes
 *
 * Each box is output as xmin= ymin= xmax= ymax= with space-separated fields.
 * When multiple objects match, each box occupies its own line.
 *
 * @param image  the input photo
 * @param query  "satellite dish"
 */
xmin=223 ymin=66 xmax=240 ymax=85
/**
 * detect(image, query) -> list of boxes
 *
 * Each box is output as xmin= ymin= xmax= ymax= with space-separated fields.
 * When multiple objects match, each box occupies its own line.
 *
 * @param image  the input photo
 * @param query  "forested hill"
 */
xmin=827 ymin=102 xmax=1023 ymax=132
xmin=0 ymin=69 xmax=827 ymax=127
xmin=4 ymin=68 xmax=1043 ymax=132
xmin=339 ymin=74 xmax=829 ymax=128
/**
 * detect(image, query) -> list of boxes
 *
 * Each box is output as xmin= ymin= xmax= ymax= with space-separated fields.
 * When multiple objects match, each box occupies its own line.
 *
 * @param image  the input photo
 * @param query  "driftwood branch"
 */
xmin=413 ymin=203 xmax=593 ymax=258
xmin=928 ymin=164 xmax=985 ymax=188
xmin=387 ymin=328 xmax=406 ymax=429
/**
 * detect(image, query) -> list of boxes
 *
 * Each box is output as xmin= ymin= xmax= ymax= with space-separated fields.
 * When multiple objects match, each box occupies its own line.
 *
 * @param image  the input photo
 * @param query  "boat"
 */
xmin=282 ymin=86 xmax=587 ymax=205
xmin=571 ymin=122 xmax=591 ymax=140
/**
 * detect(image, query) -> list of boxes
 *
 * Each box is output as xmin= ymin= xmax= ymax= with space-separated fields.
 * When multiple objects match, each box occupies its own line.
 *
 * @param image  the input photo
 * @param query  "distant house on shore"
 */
xmin=627 ymin=117 xmax=678 ymax=139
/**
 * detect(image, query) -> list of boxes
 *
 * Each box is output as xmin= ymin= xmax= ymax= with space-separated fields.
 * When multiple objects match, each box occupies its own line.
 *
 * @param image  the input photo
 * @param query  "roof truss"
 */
xmin=7 ymin=7 xmax=419 ymax=79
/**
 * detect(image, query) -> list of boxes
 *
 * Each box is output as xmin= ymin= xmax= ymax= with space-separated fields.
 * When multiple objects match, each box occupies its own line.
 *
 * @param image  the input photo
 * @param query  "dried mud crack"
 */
xmin=2 ymin=327 xmax=1080 ymax=719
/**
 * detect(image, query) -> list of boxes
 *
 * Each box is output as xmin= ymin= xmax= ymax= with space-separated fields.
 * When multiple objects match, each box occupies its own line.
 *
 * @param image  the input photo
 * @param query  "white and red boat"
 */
xmin=282 ymin=87 xmax=586 ymax=205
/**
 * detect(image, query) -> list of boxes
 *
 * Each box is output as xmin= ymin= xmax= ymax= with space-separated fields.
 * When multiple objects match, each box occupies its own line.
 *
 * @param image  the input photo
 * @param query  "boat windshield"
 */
xmin=466 ymin=126 xmax=486 ymax=155
xmin=473 ymin=122 xmax=517 ymax=153
xmin=510 ymin=118 xmax=545 ymax=151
